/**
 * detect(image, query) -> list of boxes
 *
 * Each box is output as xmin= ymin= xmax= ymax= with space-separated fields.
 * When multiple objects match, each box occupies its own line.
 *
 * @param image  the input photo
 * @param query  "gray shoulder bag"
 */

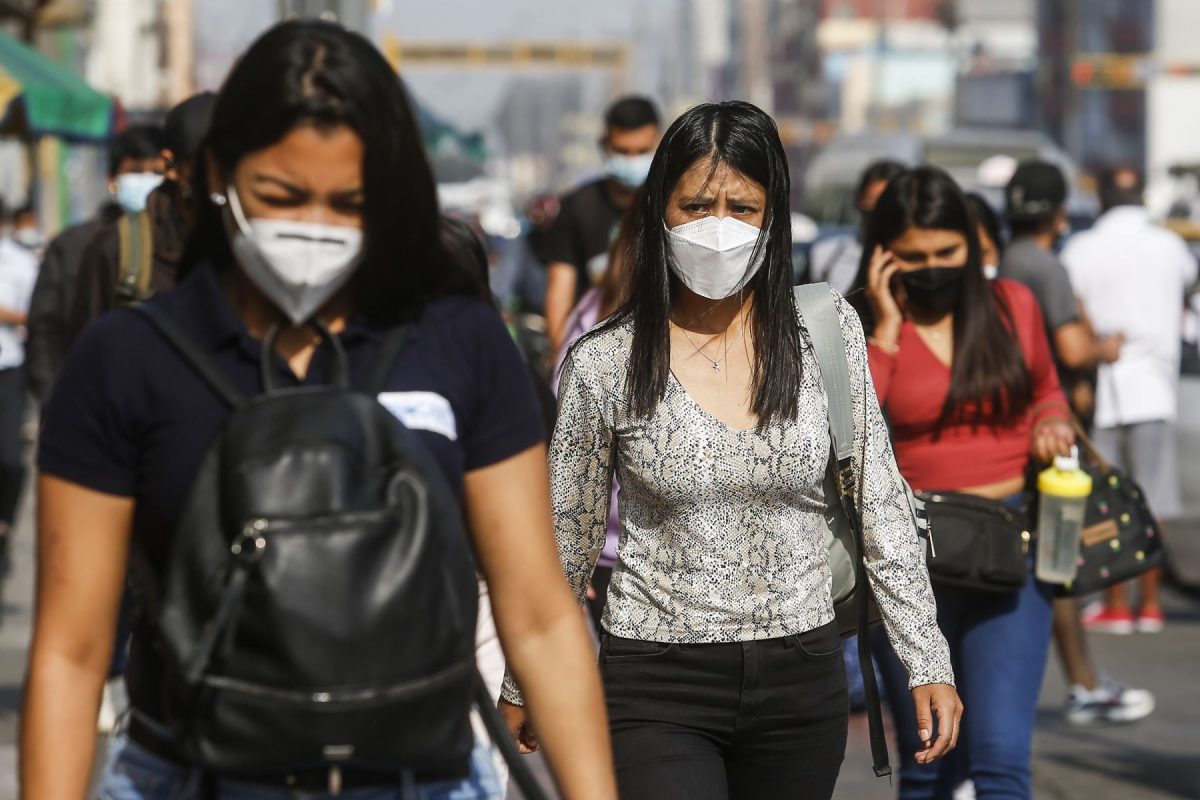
xmin=794 ymin=282 xmax=927 ymax=779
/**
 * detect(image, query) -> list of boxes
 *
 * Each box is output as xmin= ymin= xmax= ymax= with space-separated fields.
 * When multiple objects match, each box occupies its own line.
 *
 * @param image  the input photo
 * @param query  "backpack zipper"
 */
xmin=201 ymin=658 xmax=474 ymax=706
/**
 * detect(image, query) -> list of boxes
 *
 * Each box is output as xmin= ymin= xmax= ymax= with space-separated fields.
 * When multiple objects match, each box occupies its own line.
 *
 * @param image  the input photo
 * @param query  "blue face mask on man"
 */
xmin=605 ymin=153 xmax=654 ymax=189
xmin=114 ymin=172 xmax=165 ymax=213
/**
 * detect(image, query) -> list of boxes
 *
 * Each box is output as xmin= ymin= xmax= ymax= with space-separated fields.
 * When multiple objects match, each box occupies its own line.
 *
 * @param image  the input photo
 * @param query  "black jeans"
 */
xmin=602 ymin=621 xmax=849 ymax=800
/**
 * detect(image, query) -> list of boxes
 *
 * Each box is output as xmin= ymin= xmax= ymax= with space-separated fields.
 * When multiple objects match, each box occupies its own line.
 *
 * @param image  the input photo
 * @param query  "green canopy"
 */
xmin=415 ymin=102 xmax=487 ymax=163
xmin=0 ymin=29 xmax=113 ymax=140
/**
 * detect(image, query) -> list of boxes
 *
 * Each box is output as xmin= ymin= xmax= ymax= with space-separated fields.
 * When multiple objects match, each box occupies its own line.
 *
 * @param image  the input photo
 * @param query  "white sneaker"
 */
xmin=1065 ymin=676 xmax=1155 ymax=725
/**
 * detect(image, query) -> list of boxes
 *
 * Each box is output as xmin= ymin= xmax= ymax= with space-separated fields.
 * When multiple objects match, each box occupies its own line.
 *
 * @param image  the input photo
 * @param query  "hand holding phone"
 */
xmin=866 ymin=246 xmax=904 ymax=344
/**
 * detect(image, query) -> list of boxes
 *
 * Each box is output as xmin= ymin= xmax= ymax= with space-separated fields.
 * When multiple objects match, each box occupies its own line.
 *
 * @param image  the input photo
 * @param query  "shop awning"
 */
xmin=0 ymin=29 xmax=113 ymax=140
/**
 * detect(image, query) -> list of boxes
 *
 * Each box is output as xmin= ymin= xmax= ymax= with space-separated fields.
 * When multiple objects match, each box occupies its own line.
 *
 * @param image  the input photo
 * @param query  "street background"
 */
xmin=4 ymin=0 xmax=1200 ymax=797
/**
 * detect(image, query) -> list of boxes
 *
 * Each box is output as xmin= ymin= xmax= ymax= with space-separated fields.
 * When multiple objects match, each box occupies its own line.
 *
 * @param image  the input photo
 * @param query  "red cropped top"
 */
xmin=867 ymin=279 xmax=1071 ymax=492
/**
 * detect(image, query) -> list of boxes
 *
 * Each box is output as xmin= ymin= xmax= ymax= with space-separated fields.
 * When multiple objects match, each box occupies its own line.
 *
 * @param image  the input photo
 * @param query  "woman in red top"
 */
xmin=850 ymin=167 xmax=1072 ymax=800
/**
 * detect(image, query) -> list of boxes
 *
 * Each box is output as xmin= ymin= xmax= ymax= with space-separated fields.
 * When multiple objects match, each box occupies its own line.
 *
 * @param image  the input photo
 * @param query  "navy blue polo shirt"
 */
xmin=39 ymin=264 xmax=544 ymax=718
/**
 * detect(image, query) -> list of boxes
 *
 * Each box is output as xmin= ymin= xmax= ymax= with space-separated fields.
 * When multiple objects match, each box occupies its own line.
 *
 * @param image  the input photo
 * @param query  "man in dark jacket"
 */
xmin=65 ymin=92 xmax=215 ymax=347
xmin=24 ymin=126 xmax=164 ymax=402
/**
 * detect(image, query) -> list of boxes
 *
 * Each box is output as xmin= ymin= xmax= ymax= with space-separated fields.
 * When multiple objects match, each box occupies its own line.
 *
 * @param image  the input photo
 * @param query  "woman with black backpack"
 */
xmin=500 ymin=101 xmax=961 ymax=799
xmin=21 ymin=21 xmax=614 ymax=800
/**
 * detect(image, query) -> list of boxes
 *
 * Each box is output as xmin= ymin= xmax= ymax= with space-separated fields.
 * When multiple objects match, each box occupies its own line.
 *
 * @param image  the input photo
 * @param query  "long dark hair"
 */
xmin=589 ymin=101 xmax=801 ymax=428
xmin=182 ymin=20 xmax=475 ymax=324
xmin=966 ymin=193 xmax=1005 ymax=258
xmin=850 ymin=166 xmax=1032 ymax=427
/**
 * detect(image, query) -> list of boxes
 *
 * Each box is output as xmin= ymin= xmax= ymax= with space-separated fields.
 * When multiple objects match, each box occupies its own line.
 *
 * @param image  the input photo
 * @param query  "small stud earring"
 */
xmin=210 ymin=192 xmax=227 ymax=207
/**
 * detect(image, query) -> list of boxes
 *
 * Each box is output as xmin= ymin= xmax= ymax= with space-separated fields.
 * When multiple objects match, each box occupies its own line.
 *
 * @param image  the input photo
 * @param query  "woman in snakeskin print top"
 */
xmin=501 ymin=102 xmax=961 ymax=800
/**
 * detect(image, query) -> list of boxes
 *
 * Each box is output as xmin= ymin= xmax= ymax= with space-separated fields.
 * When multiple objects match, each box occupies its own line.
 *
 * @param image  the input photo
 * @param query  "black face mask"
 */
xmin=899 ymin=267 xmax=965 ymax=317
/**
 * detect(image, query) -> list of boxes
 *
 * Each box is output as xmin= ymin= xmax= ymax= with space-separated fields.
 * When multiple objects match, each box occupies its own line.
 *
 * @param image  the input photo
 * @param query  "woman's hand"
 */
xmin=911 ymin=683 xmax=963 ymax=765
xmin=1031 ymin=418 xmax=1075 ymax=463
xmin=866 ymin=246 xmax=904 ymax=344
xmin=499 ymin=699 xmax=540 ymax=754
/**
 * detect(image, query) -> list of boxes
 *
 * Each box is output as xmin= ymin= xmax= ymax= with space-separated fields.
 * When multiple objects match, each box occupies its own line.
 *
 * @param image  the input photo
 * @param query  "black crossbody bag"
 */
xmin=918 ymin=491 xmax=1033 ymax=593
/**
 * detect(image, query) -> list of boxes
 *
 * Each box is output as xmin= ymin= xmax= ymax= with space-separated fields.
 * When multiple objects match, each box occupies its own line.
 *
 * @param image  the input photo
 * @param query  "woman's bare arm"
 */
xmin=464 ymin=446 xmax=616 ymax=800
xmin=21 ymin=475 xmax=133 ymax=799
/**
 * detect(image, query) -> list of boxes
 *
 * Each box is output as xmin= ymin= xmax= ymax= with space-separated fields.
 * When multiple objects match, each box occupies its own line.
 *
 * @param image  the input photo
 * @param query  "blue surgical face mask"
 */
xmin=114 ymin=172 xmax=164 ymax=213
xmin=605 ymin=153 xmax=654 ymax=189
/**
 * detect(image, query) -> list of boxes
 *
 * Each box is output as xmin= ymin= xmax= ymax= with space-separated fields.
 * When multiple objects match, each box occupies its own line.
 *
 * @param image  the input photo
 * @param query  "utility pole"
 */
xmin=163 ymin=0 xmax=195 ymax=105
xmin=739 ymin=0 xmax=772 ymax=113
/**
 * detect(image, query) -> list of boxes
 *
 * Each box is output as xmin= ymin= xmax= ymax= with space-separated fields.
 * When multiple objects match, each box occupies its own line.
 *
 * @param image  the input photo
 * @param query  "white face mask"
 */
xmin=224 ymin=186 xmax=364 ymax=326
xmin=13 ymin=227 xmax=44 ymax=251
xmin=114 ymin=172 xmax=164 ymax=213
xmin=605 ymin=153 xmax=654 ymax=189
xmin=666 ymin=216 xmax=767 ymax=300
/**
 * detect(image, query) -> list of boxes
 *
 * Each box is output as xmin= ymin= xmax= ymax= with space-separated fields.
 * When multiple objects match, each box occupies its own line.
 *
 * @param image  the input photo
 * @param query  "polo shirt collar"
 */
xmin=176 ymin=263 xmax=386 ymax=354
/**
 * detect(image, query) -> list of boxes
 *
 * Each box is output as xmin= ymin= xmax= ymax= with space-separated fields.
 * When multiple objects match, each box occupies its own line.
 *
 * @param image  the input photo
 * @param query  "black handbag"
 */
xmin=1054 ymin=428 xmax=1164 ymax=597
xmin=918 ymin=491 xmax=1032 ymax=592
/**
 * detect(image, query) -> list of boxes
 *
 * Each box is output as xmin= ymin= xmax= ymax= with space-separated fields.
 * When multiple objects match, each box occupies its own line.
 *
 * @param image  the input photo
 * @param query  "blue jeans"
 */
xmin=842 ymin=635 xmax=867 ymax=711
xmin=97 ymin=732 xmax=505 ymax=800
xmin=873 ymin=563 xmax=1053 ymax=800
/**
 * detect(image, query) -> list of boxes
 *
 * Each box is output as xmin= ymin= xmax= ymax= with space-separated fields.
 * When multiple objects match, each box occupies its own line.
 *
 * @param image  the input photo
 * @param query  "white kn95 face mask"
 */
xmin=224 ymin=186 xmax=364 ymax=325
xmin=666 ymin=216 xmax=767 ymax=300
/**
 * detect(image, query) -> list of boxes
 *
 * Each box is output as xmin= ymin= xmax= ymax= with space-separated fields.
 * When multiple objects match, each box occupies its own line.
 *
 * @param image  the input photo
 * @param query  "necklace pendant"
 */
xmin=713 ymin=362 xmax=722 ymax=373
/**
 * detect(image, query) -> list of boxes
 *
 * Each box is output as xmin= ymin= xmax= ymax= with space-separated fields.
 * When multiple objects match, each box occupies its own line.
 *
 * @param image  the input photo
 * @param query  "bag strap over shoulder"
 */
xmin=793 ymin=284 xmax=853 ymax=470
xmin=116 ymin=210 xmax=155 ymax=306
xmin=135 ymin=305 xmax=246 ymax=408
xmin=793 ymin=282 xmax=892 ymax=779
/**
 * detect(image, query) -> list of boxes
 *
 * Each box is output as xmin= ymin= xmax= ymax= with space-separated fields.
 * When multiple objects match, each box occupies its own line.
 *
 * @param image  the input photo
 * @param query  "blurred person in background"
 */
xmin=1063 ymin=167 xmax=1198 ymax=638
xmin=552 ymin=192 xmax=636 ymax=636
xmin=492 ymin=193 xmax=559 ymax=317
xmin=999 ymin=161 xmax=1124 ymax=382
xmin=66 ymin=92 xmax=216 ymax=344
xmin=854 ymin=166 xmax=1072 ymax=800
xmin=543 ymin=95 xmax=660 ymax=350
xmin=66 ymin=103 xmax=213 ymax=735
xmin=0 ymin=199 xmax=39 ymax=576
xmin=25 ymin=124 xmax=165 ymax=403
xmin=504 ymin=102 xmax=960 ymax=799
xmin=966 ymin=193 xmax=1004 ymax=279
xmin=808 ymin=159 xmax=905 ymax=295
xmin=1001 ymin=161 xmax=1154 ymax=726
xmin=21 ymin=20 xmax=614 ymax=799
xmin=9 ymin=205 xmax=45 ymax=261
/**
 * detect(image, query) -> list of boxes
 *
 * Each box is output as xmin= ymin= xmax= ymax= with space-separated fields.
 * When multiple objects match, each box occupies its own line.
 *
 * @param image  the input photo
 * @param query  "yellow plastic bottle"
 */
xmin=1035 ymin=446 xmax=1093 ymax=584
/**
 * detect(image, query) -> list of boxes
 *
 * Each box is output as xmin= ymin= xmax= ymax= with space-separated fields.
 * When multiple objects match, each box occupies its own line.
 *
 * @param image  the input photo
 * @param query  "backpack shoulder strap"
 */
xmin=135 ymin=305 xmax=246 ymax=408
xmin=116 ymin=211 xmax=154 ymax=305
xmin=793 ymin=283 xmax=853 ymax=469
xmin=363 ymin=326 xmax=411 ymax=395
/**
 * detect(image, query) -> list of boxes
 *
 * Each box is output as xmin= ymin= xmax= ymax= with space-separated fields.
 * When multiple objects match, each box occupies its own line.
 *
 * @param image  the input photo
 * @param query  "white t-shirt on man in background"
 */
xmin=1061 ymin=205 xmax=1198 ymax=429
xmin=0 ymin=236 xmax=39 ymax=370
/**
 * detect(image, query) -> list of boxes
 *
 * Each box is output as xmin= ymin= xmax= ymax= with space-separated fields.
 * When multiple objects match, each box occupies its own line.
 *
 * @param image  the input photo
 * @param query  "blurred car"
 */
xmin=802 ymin=128 xmax=1098 ymax=232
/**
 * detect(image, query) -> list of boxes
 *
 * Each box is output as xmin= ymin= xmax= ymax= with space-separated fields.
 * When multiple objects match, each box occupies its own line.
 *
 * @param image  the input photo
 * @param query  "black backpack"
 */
xmin=132 ymin=305 xmax=549 ymax=795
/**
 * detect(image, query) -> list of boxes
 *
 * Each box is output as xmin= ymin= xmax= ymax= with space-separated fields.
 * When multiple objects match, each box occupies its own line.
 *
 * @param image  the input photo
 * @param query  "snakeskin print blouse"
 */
xmin=502 ymin=290 xmax=953 ymax=704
